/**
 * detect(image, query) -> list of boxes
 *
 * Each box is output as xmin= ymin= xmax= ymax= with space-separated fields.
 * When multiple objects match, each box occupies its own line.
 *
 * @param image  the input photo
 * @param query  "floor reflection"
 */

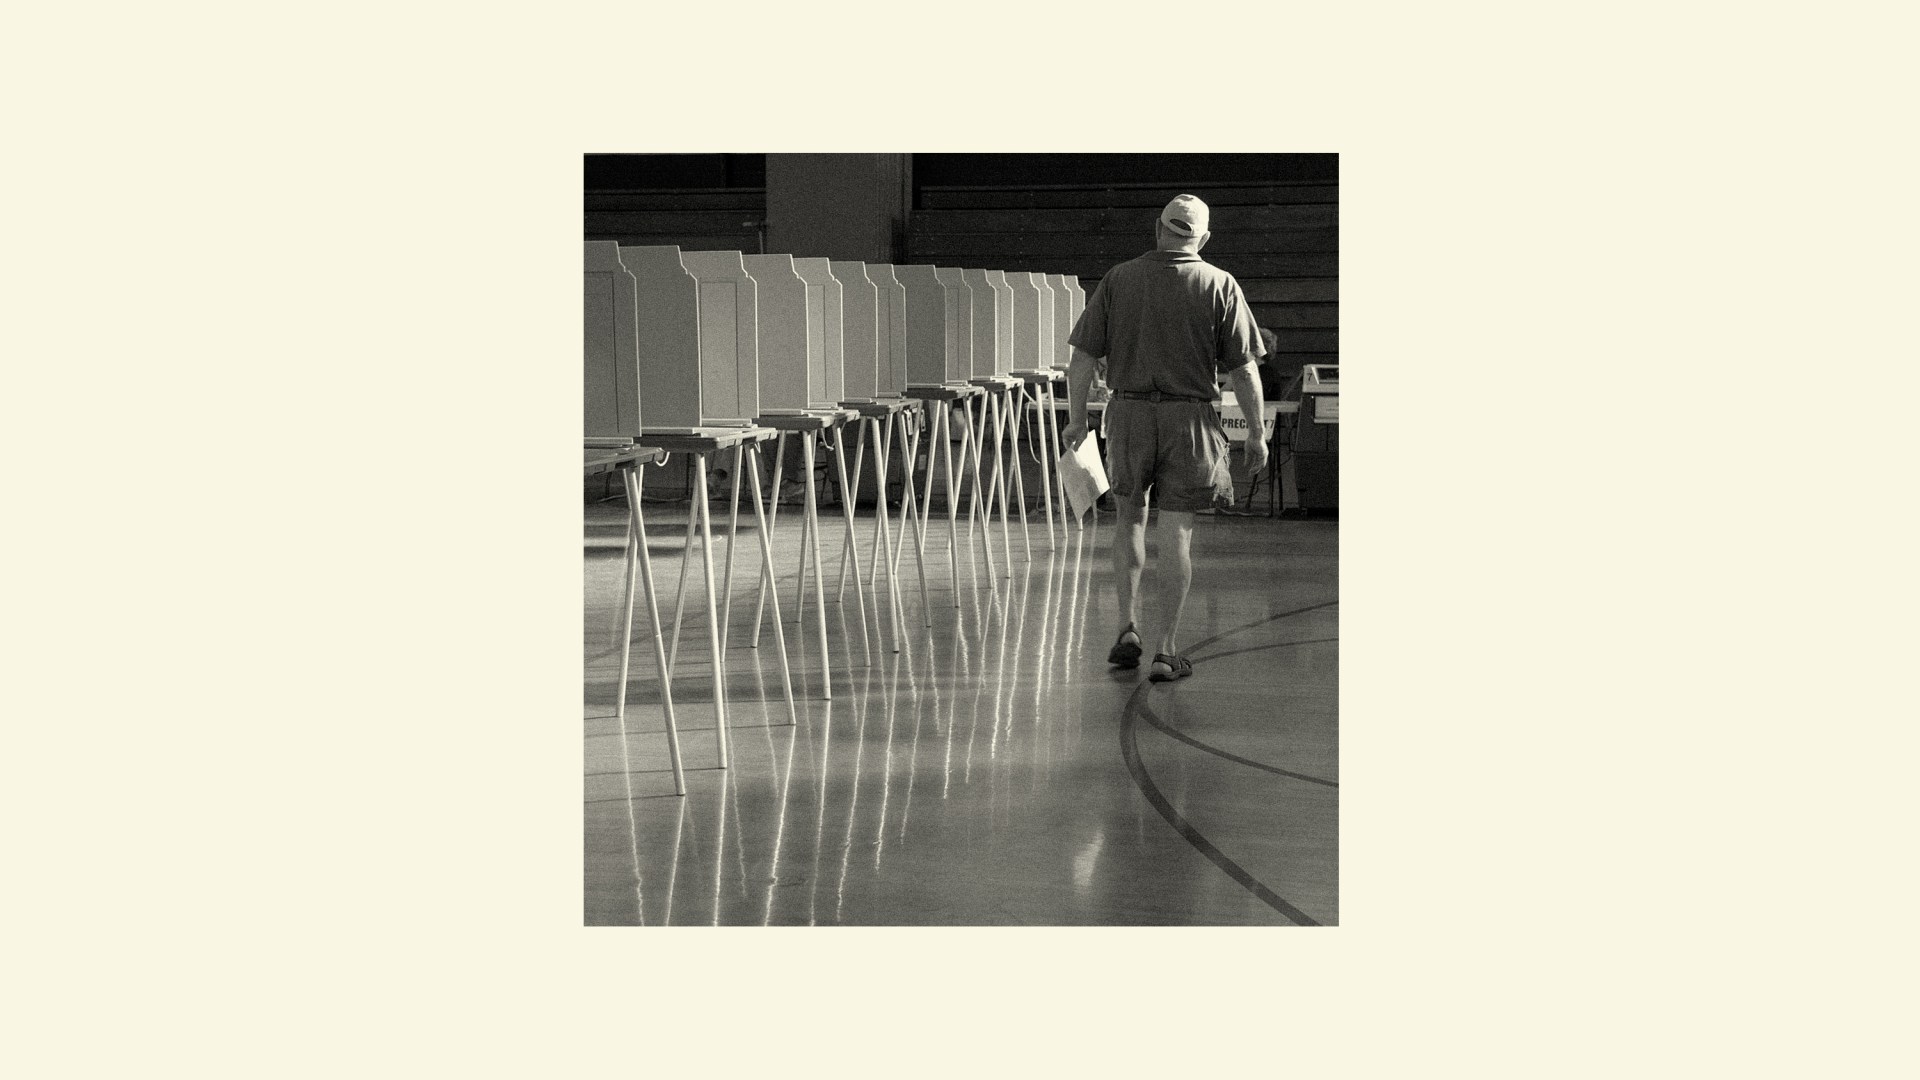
xmin=588 ymin=484 xmax=1338 ymax=925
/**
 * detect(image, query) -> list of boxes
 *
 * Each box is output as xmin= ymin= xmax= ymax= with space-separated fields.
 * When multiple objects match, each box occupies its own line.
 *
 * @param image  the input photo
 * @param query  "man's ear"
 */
xmin=1195 ymin=230 xmax=1212 ymax=252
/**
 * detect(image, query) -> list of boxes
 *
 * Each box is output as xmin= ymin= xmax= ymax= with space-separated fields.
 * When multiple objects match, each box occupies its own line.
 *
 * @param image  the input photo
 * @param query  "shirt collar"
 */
xmin=1145 ymin=249 xmax=1203 ymax=265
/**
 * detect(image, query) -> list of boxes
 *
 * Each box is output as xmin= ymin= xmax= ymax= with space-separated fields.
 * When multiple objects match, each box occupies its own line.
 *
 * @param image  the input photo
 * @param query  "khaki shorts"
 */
xmin=1104 ymin=398 xmax=1235 ymax=513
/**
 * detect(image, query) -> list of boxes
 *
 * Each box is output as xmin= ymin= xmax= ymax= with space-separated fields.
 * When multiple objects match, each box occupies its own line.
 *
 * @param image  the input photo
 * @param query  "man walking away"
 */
xmin=1060 ymin=194 xmax=1269 ymax=683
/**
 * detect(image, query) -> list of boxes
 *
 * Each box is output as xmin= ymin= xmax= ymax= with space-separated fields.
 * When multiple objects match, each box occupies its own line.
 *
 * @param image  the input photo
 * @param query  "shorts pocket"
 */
xmin=1207 ymin=425 xmax=1236 ymax=508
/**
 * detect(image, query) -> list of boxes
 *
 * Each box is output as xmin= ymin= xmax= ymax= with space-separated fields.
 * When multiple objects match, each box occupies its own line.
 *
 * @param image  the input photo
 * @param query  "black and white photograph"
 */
xmin=583 ymin=153 xmax=1339 ymax=925
xmin=14 ymin=3 xmax=1916 ymax=1073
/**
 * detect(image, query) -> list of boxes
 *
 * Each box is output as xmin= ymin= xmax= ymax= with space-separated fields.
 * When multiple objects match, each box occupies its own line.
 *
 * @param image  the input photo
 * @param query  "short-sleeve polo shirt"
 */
xmin=1066 ymin=249 xmax=1267 ymax=400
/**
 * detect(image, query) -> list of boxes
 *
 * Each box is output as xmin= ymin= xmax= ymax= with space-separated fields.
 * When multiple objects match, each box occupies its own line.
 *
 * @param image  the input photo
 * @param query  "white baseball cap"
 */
xmin=1159 ymin=194 xmax=1210 ymax=238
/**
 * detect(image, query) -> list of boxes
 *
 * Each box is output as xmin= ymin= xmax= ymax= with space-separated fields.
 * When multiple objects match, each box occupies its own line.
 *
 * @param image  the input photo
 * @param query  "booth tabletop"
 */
xmin=637 ymin=427 xmax=767 ymax=453
xmin=903 ymin=384 xmax=983 ymax=401
xmin=754 ymin=412 xmax=847 ymax=431
xmin=583 ymin=445 xmax=666 ymax=474
xmin=841 ymin=399 xmax=912 ymax=416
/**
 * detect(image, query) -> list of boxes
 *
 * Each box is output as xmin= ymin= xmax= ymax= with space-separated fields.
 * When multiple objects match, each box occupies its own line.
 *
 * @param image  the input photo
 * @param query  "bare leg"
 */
xmin=1113 ymin=496 xmax=1148 ymax=635
xmin=1151 ymin=509 xmax=1196 ymax=659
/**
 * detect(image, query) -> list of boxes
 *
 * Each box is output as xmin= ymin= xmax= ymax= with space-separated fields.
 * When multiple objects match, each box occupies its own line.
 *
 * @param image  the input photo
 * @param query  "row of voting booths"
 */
xmin=585 ymin=239 xmax=1089 ymax=794
xmin=585 ymin=245 xmax=1085 ymax=434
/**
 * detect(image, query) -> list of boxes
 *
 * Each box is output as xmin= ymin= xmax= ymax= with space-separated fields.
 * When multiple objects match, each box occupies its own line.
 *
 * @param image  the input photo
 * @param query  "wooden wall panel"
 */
xmin=867 ymin=264 xmax=908 ymax=396
xmin=1035 ymin=253 xmax=1338 ymax=281
xmin=907 ymin=227 xmax=1338 ymax=259
xmin=586 ymin=233 xmax=763 ymax=254
xmin=583 ymin=241 xmax=642 ymax=437
xmin=1263 ymin=329 xmax=1340 ymax=353
xmin=920 ymin=183 xmax=1338 ymax=209
xmin=585 ymin=189 xmax=765 ymax=212
xmin=830 ymin=261 xmax=880 ymax=401
xmin=1004 ymin=273 xmax=1042 ymax=371
xmin=582 ymin=204 xmax=763 ymax=254
xmin=585 ymin=153 xmax=764 ymax=190
xmin=1241 ymin=279 xmax=1340 ymax=304
xmin=1249 ymin=303 xmax=1339 ymax=329
xmin=680 ymin=250 xmax=760 ymax=422
xmin=616 ymin=244 xmax=702 ymax=430
xmin=742 ymin=254 xmax=813 ymax=411
xmin=932 ymin=267 xmax=973 ymax=383
xmin=1032 ymin=274 xmax=1055 ymax=374
xmin=912 ymin=154 xmax=1336 ymax=189
xmin=792 ymin=258 xmax=844 ymax=406
xmin=893 ymin=265 xmax=948 ymax=388
xmin=1046 ymin=274 xmax=1074 ymax=368
xmin=588 ymin=210 xmax=769 ymax=234
xmin=960 ymin=268 xmax=1001 ymax=377
xmin=910 ymin=204 xmax=1336 ymax=232
xmin=985 ymin=270 xmax=1014 ymax=373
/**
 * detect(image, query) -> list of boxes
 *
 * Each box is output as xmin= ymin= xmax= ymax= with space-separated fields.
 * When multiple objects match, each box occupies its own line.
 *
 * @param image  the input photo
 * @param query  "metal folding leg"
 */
xmin=742 ymin=442 xmax=798 ymax=726
xmin=866 ymin=416 xmax=905 ymax=651
xmin=825 ymin=423 xmax=873 ymax=665
xmin=616 ymin=464 xmax=685 ymax=795
xmin=924 ymin=402 xmax=963 ymax=607
xmin=691 ymin=461 xmax=730 ymax=767
xmin=798 ymin=433 xmax=834 ymax=698
xmin=958 ymin=396 xmax=998 ymax=594
xmin=893 ymin=407 xmax=934 ymax=627
xmin=750 ymin=431 xmax=787 ymax=649
xmin=1004 ymin=388 xmax=1032 ymax=561
xmin=1016 ymin=381 xmax=1058 ymax=549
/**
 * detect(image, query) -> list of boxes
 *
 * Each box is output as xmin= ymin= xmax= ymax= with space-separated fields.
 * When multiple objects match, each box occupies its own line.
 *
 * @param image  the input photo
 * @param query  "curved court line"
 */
xmin=1177 ymin=599 xmax=1339 ymax=657
xmin=1168 ymin=631 xmax=1339 ymax=785
xmin=1133 ymin=694 xmax=1338 ymax=788
xmin=1113 ymin=606 xmax=1341 ymax=924
xmin=1119 ymin=687 xmax=1321 ymax=926
xmin=1188 ymin=636 xmax=1341 ymax=666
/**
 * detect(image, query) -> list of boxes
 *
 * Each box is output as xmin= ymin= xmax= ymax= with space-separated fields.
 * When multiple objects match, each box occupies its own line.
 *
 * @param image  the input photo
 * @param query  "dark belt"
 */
xmin=1113 ymin=390 xmax=1213 ymax=404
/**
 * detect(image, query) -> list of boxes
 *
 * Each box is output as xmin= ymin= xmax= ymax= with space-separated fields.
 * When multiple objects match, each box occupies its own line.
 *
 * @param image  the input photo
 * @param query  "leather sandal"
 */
xmin=1107 ymin=624 xmax=1143 ymax=669
xmin=1147 ymin=653 xmax=1193 ymax=683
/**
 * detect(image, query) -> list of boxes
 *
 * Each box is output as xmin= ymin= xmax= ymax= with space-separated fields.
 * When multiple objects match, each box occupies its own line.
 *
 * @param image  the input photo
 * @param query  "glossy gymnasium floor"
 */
xmin=584 ymin=467 xmax=1338 ymax=926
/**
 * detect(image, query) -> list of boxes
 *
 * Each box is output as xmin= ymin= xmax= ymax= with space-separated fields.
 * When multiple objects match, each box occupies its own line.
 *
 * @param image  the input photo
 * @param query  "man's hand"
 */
xmin=1223 ymin=361 xmax=1269 ymax=480
xmin=1060 ymin=420 xmax=1089 ymax=451
xmin=1242 ymin=429 xmax=1270 ymax=478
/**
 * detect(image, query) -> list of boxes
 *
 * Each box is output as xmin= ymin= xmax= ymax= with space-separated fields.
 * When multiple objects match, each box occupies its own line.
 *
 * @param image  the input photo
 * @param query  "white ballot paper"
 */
xmin=1057 ymin=435 xmax=1110 ymax=522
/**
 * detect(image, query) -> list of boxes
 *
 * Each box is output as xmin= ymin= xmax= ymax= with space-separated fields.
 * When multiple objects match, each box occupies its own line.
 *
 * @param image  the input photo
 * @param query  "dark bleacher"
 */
xmin=584 ymin=188 xmax=767 ymax=253
xmin=580 ymin=154 xmax=1339 ymax=378
xmin=904 ymin=179 xmax=1338 ymax=378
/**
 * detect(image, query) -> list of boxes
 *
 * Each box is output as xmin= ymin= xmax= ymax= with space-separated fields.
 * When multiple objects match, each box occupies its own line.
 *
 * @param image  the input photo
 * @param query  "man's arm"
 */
xmin=1061 ymin=347 xmax=1101 ymax=448
xmin=1224 ymin=361 xmax=1269 ymax=477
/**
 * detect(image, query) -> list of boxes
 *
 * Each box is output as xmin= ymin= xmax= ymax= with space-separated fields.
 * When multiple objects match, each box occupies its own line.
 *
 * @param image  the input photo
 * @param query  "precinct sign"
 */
xmin=1217 ymin=392 xmax=1291 ymax=443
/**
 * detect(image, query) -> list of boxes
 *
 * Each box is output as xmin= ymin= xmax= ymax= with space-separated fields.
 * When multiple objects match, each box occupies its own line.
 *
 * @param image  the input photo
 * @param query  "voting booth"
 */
xmin=1280 ymin=363 xmax=1339 ymax=512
